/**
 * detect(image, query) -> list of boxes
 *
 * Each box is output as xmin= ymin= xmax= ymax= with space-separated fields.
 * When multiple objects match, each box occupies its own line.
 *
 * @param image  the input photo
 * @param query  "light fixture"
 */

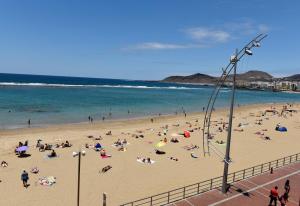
xmin=253 ymin=41 xmax=261 ymax=47
xmin=230 ymin=55 xmax=237 ymax=63
xmin=245 ymin=48 xmax=253 ymax=55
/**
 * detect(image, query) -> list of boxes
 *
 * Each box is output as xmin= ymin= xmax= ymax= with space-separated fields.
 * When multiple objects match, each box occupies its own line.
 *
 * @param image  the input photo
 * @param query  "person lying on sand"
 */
xmin=155 ymin=149 xmax=166 ymax=155
xmin=1 ymin=161 xmax=8 ymax=167
xmin=101 ymin=165 xmax=112 ymax=173
xmin=95 ymin=136 xmax=102 ymax=140
xmin=38 ymin=144 xmax=45 ymax=152
xmin=183 ymin=144 xmax=199 ymax=151
xmin=234 ymin=128 xmax=244 ymax=132
xmin=171 ymin=138 xmax=179 ymax=143
xmin=137 ymin=157 xmax=152 ymax=164
xmin=106 ymin=131 xmax=112 ymax=135
xmin=169 ymin=157 xmax=178 ymax=161
xmin=118 ymin=146 xmax=126 ymax=152
xmin=30 ymin=167 xmax=39 ymax=174
xmin=114 ymin=139 xmax=122 ymax=146
xmin=216 ymin=140 xmax=225 ymax=144
xmin=85 ymin=143 xmax=93 ymax=149
xmin=100 ymin=149 xmax=111 ymax=158
xmin=44 ymin=144 xmax=52 ymax=150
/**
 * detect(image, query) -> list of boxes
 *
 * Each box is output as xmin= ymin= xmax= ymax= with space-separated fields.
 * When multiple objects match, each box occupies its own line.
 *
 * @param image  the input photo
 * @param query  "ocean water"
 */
xmin=0 ymin=73 xmax=300 ymax=129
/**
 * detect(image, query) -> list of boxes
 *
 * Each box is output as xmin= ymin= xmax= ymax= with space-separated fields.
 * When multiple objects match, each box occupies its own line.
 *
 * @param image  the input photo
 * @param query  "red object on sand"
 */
xmin=101 ymin=155 xmax=111 ymax=159
xmin=184 ymin=131 xmax=190 ymax=138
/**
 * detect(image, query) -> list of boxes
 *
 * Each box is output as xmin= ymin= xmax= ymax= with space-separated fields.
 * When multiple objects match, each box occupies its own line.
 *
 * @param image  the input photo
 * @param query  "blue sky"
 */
xmin=0 ymin=0 xmax=299 ymax=80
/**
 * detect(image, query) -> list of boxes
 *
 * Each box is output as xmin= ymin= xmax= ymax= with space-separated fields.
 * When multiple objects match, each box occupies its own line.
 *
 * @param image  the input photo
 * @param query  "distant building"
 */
xmin=225 ymin=79 xmax=299 ymax=91
xmin=274 ymin=80 xmax=300 ymax=91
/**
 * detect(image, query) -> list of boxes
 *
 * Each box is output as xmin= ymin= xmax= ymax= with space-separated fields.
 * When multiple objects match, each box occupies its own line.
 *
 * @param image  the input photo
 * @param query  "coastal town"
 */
xmin=162 ymin=70 xmax=300 ymax=92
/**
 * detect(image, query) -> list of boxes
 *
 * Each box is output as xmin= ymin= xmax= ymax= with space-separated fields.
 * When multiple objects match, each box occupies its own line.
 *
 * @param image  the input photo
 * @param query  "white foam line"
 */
xmin=0 ymin=82 xmax=203 ymax=90
xmin=208 ymin=169 xmax=300 ymax=206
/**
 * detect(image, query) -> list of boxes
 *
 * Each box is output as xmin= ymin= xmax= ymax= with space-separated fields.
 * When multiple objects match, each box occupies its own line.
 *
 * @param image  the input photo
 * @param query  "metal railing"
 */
xmin=120 ymin=153 xmax=300 ymax=206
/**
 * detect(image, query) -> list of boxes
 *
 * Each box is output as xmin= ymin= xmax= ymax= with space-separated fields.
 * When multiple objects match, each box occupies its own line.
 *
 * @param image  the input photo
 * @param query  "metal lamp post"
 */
xmin=202 ymin=34 xmax=267 ymax=194
xmin=221 ymin=49 xmax=237 ymax=193
xmin=76 ymin=150 xmax=85 ymax=206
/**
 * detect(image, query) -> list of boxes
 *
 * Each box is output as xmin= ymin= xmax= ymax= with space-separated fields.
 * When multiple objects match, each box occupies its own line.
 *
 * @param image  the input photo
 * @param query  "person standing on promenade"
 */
xmin=284 ymin=180 xmax=290 ymax=194
xmin=279 ymin=192 xmax=288 ymax=206
xmin=21 ymin=170 xmax=29 ymax=188
xmin=269 ymin=186 xmax=279 ymax=206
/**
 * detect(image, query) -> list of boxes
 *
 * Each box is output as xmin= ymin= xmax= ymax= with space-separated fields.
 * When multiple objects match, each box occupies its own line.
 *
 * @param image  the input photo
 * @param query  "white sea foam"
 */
xmin=0 ymin=82 xmax=203 ymax=90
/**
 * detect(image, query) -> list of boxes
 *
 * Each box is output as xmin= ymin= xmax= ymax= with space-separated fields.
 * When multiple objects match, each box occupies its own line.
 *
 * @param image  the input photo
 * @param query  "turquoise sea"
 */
xmin=0 ymin=73 xmax=300 ymax=129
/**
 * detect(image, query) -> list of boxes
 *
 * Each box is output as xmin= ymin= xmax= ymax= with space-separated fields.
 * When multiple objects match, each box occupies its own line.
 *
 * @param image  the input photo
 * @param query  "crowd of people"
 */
xmin=269 ymin=180 xmax=291 ymax=206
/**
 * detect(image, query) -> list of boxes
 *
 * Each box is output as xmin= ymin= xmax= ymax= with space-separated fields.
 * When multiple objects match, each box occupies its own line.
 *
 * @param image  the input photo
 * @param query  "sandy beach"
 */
xmin=0 ymin=103 xmax=299 ymax=205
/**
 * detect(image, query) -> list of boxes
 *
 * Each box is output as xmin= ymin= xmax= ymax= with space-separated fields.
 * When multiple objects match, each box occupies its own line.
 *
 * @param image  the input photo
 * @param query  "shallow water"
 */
xmin=1 ymin=73 xmax=299 ymax=129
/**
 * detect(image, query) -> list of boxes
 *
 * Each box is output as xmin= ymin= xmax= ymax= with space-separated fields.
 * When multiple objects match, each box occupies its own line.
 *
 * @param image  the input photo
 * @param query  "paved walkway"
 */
xmin=168 ymin=162 xmax=300 ymax=206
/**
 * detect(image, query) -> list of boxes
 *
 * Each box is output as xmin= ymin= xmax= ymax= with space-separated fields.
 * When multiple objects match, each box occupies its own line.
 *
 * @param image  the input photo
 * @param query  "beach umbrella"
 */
xmin=16 ymin=146 xmax=28 ymax=152
xmin=184 ymin=131 xmax=190 ymax=138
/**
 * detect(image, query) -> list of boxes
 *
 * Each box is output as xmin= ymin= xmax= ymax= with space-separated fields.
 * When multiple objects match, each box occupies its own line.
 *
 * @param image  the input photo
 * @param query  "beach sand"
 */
xmin=0 ymin=103 xmax=299 ymax=205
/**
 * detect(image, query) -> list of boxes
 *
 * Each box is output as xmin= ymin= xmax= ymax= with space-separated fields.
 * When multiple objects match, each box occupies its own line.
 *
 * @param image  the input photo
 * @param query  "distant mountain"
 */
xmin=229 ymin=70 xmax=273 ymax=82
xmin=161 ymin=73 xmax=216 ymax=84
xmin=283 ymin=74 xmax=300 ymax=81
xmin=161 ymin=70 xmax=275 ymax=84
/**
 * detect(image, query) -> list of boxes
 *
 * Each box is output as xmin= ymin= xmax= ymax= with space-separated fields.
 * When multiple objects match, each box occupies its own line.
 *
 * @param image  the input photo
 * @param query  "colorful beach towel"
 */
xmin=155 ymin=141 xmax=166 ymax=148
xmin=137 ymin=158 xmax=155 ymax=164
xmin=101 ymin=155 xmax=112 ymax=159
xmin=30 ymin=167 xmax=39 ymax=174
xmin=38 ymin=176 xmax=56 ymax=186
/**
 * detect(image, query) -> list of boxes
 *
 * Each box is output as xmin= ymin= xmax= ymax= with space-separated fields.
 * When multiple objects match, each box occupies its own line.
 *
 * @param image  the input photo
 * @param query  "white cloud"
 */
xmin=258 ymin=24 xmax=270 ymax=33
xmin=224 ymin=21 xmax=270 ymax=35
xmin=124 ymin=42 xmax=204 ymax=50
xmin=185 ymin=28 xmax=231 ymax=43
xmin=123 ymin=20 xmax=270 ymax=51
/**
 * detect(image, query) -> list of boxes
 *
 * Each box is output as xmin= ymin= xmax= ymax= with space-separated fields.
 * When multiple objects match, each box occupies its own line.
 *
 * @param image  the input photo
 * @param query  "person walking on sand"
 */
xmin=21 ymin=170 xmax=29 ymax=188
xmin=269 ymin=186 xmax=279 ymax=206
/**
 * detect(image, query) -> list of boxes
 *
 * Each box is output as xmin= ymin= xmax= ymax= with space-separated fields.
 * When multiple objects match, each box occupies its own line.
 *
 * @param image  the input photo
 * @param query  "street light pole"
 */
xmin=221 ymin=49 xmax=238 ymax=193
xmin=77 ymin=151 xmax=81 ymax=206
